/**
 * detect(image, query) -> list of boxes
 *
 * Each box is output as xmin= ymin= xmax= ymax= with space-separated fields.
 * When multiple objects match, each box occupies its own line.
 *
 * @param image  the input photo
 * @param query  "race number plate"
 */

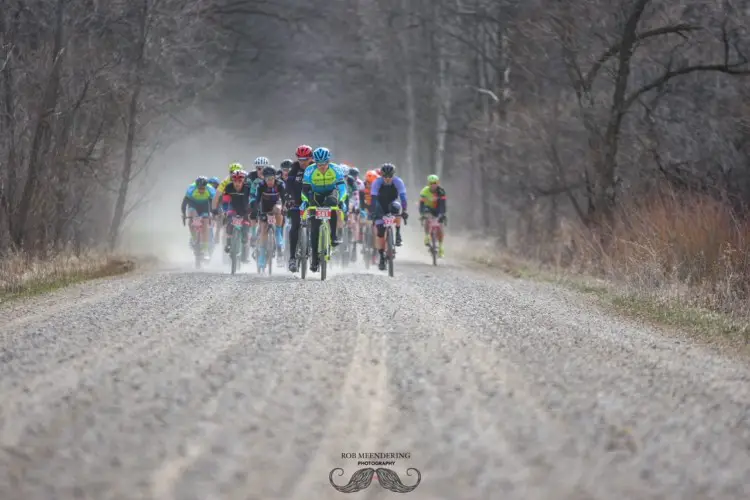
xmin=382 ymin=215 xmax=396 ymax=227
xmin=232 ymin=216 xmax=244 ymax=226
xmin=191 ymin=218 xmax=203 ymax=228
xmin=429 ymin=218 xmax=441 ymax=229
xmin=316 ymin=207 xmax=331 ymax=219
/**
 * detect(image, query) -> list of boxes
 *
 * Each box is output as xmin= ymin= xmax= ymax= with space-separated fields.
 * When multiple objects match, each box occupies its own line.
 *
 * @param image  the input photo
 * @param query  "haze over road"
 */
xmin=1 ymin=233 xmax=749 ymax=500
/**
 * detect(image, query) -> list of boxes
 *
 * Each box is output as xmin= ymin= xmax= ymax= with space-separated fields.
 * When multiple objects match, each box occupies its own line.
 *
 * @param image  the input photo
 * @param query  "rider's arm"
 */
xmin=181 ymin=195 xmax=189 ymax=216
xmin=438 ymin=187 xmax=447 ymax=215
xmin=393 ymin=177 xmax=408 ymax=211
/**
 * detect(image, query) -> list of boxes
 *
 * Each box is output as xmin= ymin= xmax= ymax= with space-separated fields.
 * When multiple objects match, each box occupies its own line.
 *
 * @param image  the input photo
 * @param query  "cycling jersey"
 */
xmin=301 ymin=163 xmax=348 ymax=209
xmin=370 ymin=176 xmax=407 ymax=213
xmin=223 ymin=182 xmax=252 ymax=216
xmin=285 ymin=161 xmax=306 ymax=208
xmin=345 ymin=176 xmax=365 ymax=211
xmin=217 ymin=176 xmax=232 ymax=194
xmin=419 ymin=185 xmax=446 ymax=215
xmin=182 ymin=183 xmax=216 ymax=215
xmin=252 ymin=179 xmax=287 ymax=213
xmin=363 ymin=176 xmax=380 ymax=207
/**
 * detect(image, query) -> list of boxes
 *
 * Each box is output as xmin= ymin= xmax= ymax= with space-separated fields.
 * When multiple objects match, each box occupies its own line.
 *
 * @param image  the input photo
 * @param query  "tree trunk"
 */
xmin=14 ymin=0 xmax=65 ymax=250
xmin=109 ymin=0 xmax=148 ymax=250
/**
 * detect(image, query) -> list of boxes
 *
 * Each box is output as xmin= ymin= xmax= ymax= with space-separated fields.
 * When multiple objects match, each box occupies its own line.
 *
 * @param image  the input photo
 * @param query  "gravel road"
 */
xmin=1 ymin=232 xmax=750 ymax=500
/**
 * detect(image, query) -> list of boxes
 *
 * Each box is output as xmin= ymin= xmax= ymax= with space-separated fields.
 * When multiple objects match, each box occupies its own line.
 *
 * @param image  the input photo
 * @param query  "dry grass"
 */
xmin=0 ymin=250 xmax=136 ymax=300
xmin=464 ymin=188 xmax=750 ymax=347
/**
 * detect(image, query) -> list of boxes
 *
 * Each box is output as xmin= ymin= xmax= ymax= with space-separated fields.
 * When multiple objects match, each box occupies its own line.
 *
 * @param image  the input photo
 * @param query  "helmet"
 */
xmin=296 ymin=145 xmax=313 ymax=159
xmin=349 ymin=167 xmax=360 ymax=177
xmin=427 ymin=174 xmax=439 ymax=184
xmin=229 ymin=163 xmax=242 ymax=173
xmin=365 ymin=169 xmax=379 ymax=184
xmin=312 ymin=147 xmax=331 ymax=163
xmin=254 ymin=156 xmax=270 ymax=167
xmin=280 ymin=159 xmax=293 ymax=170
xmin=195 ymin=176 xmax=208 ymax=187
xmin=231 ymin=170 xmax=247 ymax=181
xmin=208 ymin=176 xmax=220 ymax=186
xmin=390 ymin=201 xmax=402 ymax=214
xmin=262 ymin=166 xmax=276 ymax=177
xmin=380 ymin=163 xmax=396 ymax=178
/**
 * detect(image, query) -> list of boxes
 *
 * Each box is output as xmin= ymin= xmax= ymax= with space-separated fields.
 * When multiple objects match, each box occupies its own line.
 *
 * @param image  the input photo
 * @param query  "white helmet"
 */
xmin=253 ymin=156 xmax=270 ymax=167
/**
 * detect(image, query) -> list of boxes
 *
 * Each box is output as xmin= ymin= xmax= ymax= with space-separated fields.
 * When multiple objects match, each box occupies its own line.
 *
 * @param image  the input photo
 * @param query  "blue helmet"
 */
xmin=313 ymin=147 xmax=331 ymax=163
xmin=208 ymin=176 xmax=220 ymax=186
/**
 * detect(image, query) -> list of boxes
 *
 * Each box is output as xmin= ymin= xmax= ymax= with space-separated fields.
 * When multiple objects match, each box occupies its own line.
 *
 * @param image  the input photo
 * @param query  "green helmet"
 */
xmin=229 ymin=162 xmax=243 ymax=173
xmin=427 ymin=174 xmax=439 ymax=184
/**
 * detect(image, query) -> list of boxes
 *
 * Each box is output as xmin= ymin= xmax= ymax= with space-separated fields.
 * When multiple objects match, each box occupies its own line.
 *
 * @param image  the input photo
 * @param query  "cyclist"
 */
xmin=300 ymin=146 xmax=348 ymax=273
xmin=248 ymin=158 xmax=270 ymax=248
xmin=181 ymin=176 xmax=216 ymax=259
xmin=280 ymin=159 xmax=292 ymax=181
xmin=419 ymin=174 xmax=447 ymax=257
xmin=252 ymin=166 xmax=286 ymax=269
xmin=249 ymin=157 xmax=270 ymax=183
xmin=345 ymin=167 xmax=365 ymax=244
xmin=216 ymin=164 xmax=244 ymax=249
xmin=212 ymin=169 xmax=252 ymax=263
xmin=285 ymin=145 xmax=314 ymax=273
xmin=363 ymin=169 xmax=381 ymax=265
xmin=206 ymin=177 xmax=221 ymax=252
xmin=370 ymin=163 xmax=408 ymax=270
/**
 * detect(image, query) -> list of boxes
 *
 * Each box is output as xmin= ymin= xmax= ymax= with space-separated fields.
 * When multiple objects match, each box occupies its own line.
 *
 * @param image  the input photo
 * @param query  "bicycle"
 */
xmin=257 ymin=211 xmax=277 ymax=275
xmin=381 ymin=214 xmax=398 ymax=277
xmin=423 ymin=214 xmax=443 ymax=266
xmin=226 ymin=212 xmax=251 ymax=275
xmin=361 ymin=216 xmax=374 ymax=270
xmin=301 ymin=204 xmax=341 ymax=281
xmin=184 ymin=213 xmax=212 ymax=269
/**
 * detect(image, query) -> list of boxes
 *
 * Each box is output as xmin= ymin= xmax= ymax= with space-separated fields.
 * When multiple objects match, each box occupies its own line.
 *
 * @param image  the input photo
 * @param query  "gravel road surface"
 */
xmin=1 ymin=233 xmax=749 ymax=500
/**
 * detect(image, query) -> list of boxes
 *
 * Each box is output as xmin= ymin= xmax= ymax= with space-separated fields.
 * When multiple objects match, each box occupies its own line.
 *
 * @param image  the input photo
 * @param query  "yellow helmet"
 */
xmin=229 ymin=162 xmax=243 ymax=173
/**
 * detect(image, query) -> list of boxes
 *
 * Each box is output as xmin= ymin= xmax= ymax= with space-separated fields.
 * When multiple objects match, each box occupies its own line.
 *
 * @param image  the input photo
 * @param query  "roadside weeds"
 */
xmin=462 ymin=241 xmax=750 ymax=353
xmin=0 ymin=251 xmax=139 ymax=302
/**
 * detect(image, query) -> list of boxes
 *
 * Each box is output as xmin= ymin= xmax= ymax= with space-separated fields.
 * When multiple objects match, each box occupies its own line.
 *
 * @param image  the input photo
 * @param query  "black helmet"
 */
xmin=349 ymin=167 xmax=360 ymax=177
xmin=262 ymin=166 xmax=276 ymax=177
xmin=280 ymin=159 xmax=293 ymax=170
xmin=195 ymin=176 xmax=208 ymax=187
xmin=380 ymin=163 xmax=395 ymax=178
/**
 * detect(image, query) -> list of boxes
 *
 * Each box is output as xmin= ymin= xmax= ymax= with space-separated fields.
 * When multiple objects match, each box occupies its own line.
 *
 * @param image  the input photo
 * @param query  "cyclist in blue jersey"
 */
xmin=370 ymin=163 xmax=408 ymax=270
xmin=300 ymin=146 xmax=348 ymax=273
xmin=181 ymin=176 xmax=216 ymax=258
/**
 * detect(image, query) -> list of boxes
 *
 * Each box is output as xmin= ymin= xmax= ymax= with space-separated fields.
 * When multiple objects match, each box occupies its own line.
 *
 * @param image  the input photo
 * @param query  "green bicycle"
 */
xmin=302 ymin=204 xmax=341 ymax=281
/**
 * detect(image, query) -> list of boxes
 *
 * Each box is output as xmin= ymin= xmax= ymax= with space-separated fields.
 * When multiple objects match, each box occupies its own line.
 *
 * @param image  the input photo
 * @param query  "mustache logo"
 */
xmin=329 ymin=467 xmax=421 ymax=493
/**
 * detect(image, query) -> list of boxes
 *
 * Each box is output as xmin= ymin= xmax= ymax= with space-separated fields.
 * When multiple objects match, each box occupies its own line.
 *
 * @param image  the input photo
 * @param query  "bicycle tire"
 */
xmin=431 ymin=231 xmax=438 ymax=266
xmin=230 ymin=230 xmax=239 ymax=275
xmin=320 ymin=219 xmax=329 ymax=281
xmin=268 ymin=224 xmax=275 ymax=276
xmin=387 ymin=226 xmax=395 ymax=277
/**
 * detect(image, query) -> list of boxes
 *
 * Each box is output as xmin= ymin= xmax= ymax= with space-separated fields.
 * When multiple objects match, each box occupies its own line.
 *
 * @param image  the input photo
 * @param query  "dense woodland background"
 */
xmin=2 ymin=0 xmax=750 ymax=309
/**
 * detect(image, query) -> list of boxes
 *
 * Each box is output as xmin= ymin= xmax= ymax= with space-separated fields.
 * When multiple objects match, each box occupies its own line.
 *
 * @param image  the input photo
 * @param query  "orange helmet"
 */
xmin=365 ymin=169 xmax=380 ymax=184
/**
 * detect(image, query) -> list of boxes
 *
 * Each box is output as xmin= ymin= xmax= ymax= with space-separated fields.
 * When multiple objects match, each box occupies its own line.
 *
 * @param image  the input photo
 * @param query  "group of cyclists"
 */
xmin=180 ymin=144 xmax=448 ymax=273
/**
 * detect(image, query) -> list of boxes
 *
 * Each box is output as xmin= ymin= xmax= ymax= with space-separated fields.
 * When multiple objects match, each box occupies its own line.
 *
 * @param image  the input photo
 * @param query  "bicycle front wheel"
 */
xmin=320 ymin=220 xmax=329 ymax=281
xmin=387 ymin=227 xmax=395 ymax=277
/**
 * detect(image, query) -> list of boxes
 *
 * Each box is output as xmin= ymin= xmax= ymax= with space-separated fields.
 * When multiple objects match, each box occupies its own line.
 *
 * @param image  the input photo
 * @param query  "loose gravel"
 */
xmin=1 ymin=237 xmax=749 ymax=499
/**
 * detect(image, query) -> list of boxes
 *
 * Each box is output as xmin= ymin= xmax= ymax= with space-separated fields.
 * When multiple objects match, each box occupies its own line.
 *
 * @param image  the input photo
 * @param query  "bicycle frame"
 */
xmin=303 ymin=204 xmax=341 ymax=281
xmin=227 ymin=213 xmax=250 ymax=275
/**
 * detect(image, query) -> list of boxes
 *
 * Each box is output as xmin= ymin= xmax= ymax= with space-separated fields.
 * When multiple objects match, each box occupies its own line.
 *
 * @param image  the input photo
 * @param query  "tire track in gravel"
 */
xmin=285 ymin=274 xmax=391 ymax=500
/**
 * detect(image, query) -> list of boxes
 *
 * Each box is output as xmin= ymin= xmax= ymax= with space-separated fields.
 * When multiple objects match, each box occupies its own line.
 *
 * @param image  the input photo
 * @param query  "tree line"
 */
xmin=2 ymin=0 xmax=749 ymax=258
